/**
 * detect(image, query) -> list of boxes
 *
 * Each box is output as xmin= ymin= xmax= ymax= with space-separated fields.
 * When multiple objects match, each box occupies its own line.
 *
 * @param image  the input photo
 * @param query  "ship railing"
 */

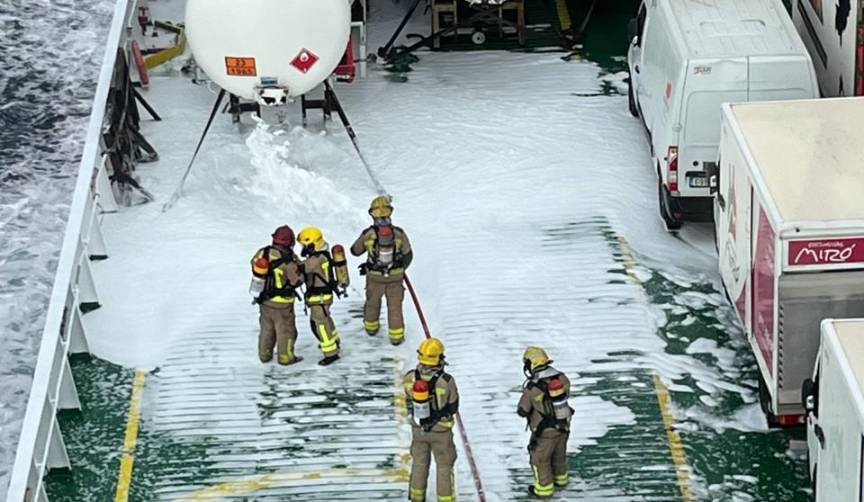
xmin=6 ymin=1 xmax=133 ymax=500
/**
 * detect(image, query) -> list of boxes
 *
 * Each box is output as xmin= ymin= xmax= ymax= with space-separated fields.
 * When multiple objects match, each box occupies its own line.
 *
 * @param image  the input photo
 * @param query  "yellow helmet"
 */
xmin=369 ymin=196 xmax=394 ymax=218
xmin=418 ymin=338 xmax=445 ymax=366
xmin=297 ymin=227 xmax=326 ymax=251
xmin=523 ymin=347 xmax=551 ymax=372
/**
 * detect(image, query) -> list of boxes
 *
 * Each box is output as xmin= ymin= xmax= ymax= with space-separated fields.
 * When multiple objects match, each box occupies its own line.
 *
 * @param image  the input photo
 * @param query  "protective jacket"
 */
xmin=517 ymin=366 xmax=572 ymax=433
xmin=302 ymin=250 xmax=335 ymax=306
xmin=351 ymin=226 xmax=413 ymax=277
xmin=404 ymin=367 xmax=459 ymax=433
xmin=252 ymin=246 xmax=303 ymax=306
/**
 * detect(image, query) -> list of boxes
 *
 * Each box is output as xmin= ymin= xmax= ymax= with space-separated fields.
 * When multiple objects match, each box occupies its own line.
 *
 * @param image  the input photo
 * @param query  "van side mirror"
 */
xmin=628 ymin=18 xmax=639 ymax=44
xmin=705 ymin=161 xmax=720 ymax=195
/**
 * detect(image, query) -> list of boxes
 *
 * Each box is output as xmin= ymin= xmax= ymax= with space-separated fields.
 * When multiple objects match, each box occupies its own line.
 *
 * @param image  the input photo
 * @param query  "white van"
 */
xmin=627 ymin=0 xmax=818 ymax=230
xmin=802 ymin=319 xmax=864 ymax=501
xmin=714 ymin=98 xmax=864 ymax=425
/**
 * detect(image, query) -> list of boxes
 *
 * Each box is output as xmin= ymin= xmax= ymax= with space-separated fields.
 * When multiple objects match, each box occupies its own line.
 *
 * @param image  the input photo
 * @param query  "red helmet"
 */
xmin=272 ymin=225 xmax=295 ymax=247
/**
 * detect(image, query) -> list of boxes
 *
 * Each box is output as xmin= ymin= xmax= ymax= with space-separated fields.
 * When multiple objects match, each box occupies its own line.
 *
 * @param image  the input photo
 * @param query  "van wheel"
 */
xmin=628 ymin=75 xmax=639 ymax=117
xmin=658 ymin=180 xmax=682 ymax=231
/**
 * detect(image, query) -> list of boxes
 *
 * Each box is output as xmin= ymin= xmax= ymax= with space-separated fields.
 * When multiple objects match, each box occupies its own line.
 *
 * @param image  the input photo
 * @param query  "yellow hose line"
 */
xmin=114 ymin=370 xmax=146 ymax=502
xmin=556 ymin=0 xmax=572 ymax=31
xmin=143 ymin=31 xmax=186 ymax=70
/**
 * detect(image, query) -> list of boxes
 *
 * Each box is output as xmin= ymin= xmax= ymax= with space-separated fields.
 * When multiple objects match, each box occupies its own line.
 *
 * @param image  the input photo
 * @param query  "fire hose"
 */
xmin=331 ymin=80 xmax=487 ymax=498
xmin=404 ymin=275 xmax=488 ymax=502
xmin=334 ymin=84 xmax=487 ymax=498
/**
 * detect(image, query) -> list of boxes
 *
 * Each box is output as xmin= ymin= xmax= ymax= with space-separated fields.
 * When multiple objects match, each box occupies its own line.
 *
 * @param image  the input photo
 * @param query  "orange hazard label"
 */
xmin=225 ymin=57 xmax=257 ymax=77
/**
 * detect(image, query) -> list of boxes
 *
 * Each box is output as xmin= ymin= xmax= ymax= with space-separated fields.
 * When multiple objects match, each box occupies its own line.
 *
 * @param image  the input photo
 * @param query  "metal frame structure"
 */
xmin=5 ymin=1 xmax=132 ymax=500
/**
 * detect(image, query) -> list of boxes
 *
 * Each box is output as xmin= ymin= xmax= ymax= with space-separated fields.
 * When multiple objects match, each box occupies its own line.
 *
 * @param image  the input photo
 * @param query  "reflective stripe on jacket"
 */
xmin=252 ymin=246 xmax=302 ymax=305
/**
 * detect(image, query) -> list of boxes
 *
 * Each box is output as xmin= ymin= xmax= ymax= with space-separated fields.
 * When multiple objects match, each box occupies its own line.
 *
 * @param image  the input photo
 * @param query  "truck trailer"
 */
xmin=803 ymin=319 xmax=864 ymax=501
xmin=792 ymin=0 xmax=864 ymax=96
xmin=712 ymin=98 xmax=864 ymax=424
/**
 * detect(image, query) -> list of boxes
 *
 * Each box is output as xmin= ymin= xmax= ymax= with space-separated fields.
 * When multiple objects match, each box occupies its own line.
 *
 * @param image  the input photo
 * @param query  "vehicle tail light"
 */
xmin=777 ymin=414 xmax=805 ymax=426
xmin=667 ymin=146 xmax=679 ymax=192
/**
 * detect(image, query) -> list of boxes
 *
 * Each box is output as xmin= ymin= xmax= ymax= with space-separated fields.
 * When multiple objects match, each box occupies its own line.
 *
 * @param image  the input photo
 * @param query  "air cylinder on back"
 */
xmin=185 ymin=0 xmax=351 ymax=104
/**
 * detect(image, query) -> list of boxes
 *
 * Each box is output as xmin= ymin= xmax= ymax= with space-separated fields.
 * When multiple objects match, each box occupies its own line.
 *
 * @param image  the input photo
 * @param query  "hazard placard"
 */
xmin=224 ymin=57 xmax=257 ymax=77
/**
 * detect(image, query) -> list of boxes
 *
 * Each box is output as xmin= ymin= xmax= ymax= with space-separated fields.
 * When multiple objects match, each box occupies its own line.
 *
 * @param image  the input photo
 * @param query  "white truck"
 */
xmin=802 ymin=319 xmax=864 ymax=501
xmin=712 ymin=98 xmax=864 ymax=425
xmin=627 ymin=0 xmax=818 ymax=230
xmin=792 ymin=0 xmax=864 ymax=97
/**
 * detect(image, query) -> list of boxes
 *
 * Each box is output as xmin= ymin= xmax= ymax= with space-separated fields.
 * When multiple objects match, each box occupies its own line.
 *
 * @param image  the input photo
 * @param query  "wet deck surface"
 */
xmin=44 ymin=2 xmax=810 ymax=500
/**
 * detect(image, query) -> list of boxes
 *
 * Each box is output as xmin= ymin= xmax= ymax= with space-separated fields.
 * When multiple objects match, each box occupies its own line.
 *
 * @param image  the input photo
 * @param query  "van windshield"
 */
xmin=778 ymin=271 xmax=864 ymax=390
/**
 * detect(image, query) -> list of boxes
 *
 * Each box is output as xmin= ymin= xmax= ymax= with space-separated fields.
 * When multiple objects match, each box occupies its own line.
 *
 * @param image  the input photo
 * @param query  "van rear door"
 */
xmin=680 ymin=58 xmax=748 ymax=196
xmin=747 ymin=55 xmax=818 ymax=102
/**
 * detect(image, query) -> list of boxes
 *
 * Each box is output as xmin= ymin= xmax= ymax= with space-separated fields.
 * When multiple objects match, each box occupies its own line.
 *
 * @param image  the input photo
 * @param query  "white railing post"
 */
xmin=77 ymin=258 xmax=100 ymax=312
xmin=94 ymin=154 xmax=119 ymax=215
xmin=57 ymin=360 xmax=81 ymax=411
xmin=45 ymin=419 xmax=70 ymax=470
xmin=68 ymin=308 xmax=90 ymax=356
xmin=87 ymin=215 xmax=109 ymax=261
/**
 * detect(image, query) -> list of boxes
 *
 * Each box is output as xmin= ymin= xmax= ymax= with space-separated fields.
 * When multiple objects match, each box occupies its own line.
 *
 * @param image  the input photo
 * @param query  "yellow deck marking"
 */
xmin=180 ymin=468 xmax=410 ymax=500
xmin=653 ymin=375 xmax=697 ymax=502
xmin=114 ymin=370 xmax=146 ymax=502
xmin=618 ymin=236 xmax=696 ymax=502
xmin=556 ymin=0 xmax=572 ymax=31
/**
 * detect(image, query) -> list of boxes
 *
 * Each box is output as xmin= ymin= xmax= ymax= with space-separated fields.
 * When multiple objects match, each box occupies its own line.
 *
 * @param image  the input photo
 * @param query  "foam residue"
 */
xmin=244 ymin=119 xmax=355 ymax=217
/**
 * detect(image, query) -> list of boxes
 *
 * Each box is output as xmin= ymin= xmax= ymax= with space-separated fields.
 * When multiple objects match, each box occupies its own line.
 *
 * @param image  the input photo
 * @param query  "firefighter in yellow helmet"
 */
xmin=249 ymin=226 xmax=304 ymax=365
xmin=297 ymin=227 xmax=342 ymax=366
xmin=517 ymin=347 xmax=573 ymax=498
xmin=351 ymin=196 xmax=413 ymax=345
xmin=403 ymin=338 xmax=459 ymax=502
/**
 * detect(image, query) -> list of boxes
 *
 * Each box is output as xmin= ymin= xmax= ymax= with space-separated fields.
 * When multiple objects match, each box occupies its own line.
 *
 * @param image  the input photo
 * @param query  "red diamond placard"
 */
xmin=291 ymin=48 xmax=319 ymax=74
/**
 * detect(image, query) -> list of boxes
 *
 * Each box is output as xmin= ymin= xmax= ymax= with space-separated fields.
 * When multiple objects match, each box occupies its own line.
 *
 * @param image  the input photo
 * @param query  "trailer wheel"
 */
xmin=628 ymin=75 xmax=639 ymax=117
xmin=758 ymin=374 xmax=780 ymax=427
xmin=658 ymin=179 xmax=683 ymax=231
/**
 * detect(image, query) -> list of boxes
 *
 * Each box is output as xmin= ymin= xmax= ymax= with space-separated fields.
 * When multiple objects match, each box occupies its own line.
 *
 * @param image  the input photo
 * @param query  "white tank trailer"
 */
xmin=185 ymin=0 xmax=352 ymax=105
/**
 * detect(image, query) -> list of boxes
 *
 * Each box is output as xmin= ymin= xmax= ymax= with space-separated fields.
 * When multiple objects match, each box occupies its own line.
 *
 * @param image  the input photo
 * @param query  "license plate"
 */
xmin=689 ymin=177 xmax=708 ymax=188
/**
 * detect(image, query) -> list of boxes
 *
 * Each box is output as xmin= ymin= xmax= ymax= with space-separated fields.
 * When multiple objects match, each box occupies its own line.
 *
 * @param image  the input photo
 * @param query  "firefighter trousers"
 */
xmin=308 ymin=304 xmax=340 ymax=358
xmin=258 ymin=304 xmax=298 ymax=364
xmin=364 ymin=274 xmax=405 ymax=344
xmin=529 ymin=429 xmax=569 ymax=497
xmin=409 ymin=428 xmax=457 ymax=502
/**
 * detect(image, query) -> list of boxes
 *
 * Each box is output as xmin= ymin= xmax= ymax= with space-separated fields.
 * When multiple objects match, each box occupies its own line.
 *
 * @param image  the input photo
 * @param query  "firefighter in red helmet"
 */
xmin=249 ymin=226 xmax=304 ymax=364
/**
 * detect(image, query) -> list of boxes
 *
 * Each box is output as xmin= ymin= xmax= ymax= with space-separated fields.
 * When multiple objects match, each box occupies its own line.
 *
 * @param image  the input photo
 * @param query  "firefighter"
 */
xmin=297 ymin=227 xmax=342 ymax=366
xmin=517 ymin=347 xmax=573 ymax=498
xmin=351 ymin=196 xmax=413 ymax=346
xmin=404 ymin=338 xmax=459 ymax=502
xmin=249 ymin=226 xmax=304 ymax=365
